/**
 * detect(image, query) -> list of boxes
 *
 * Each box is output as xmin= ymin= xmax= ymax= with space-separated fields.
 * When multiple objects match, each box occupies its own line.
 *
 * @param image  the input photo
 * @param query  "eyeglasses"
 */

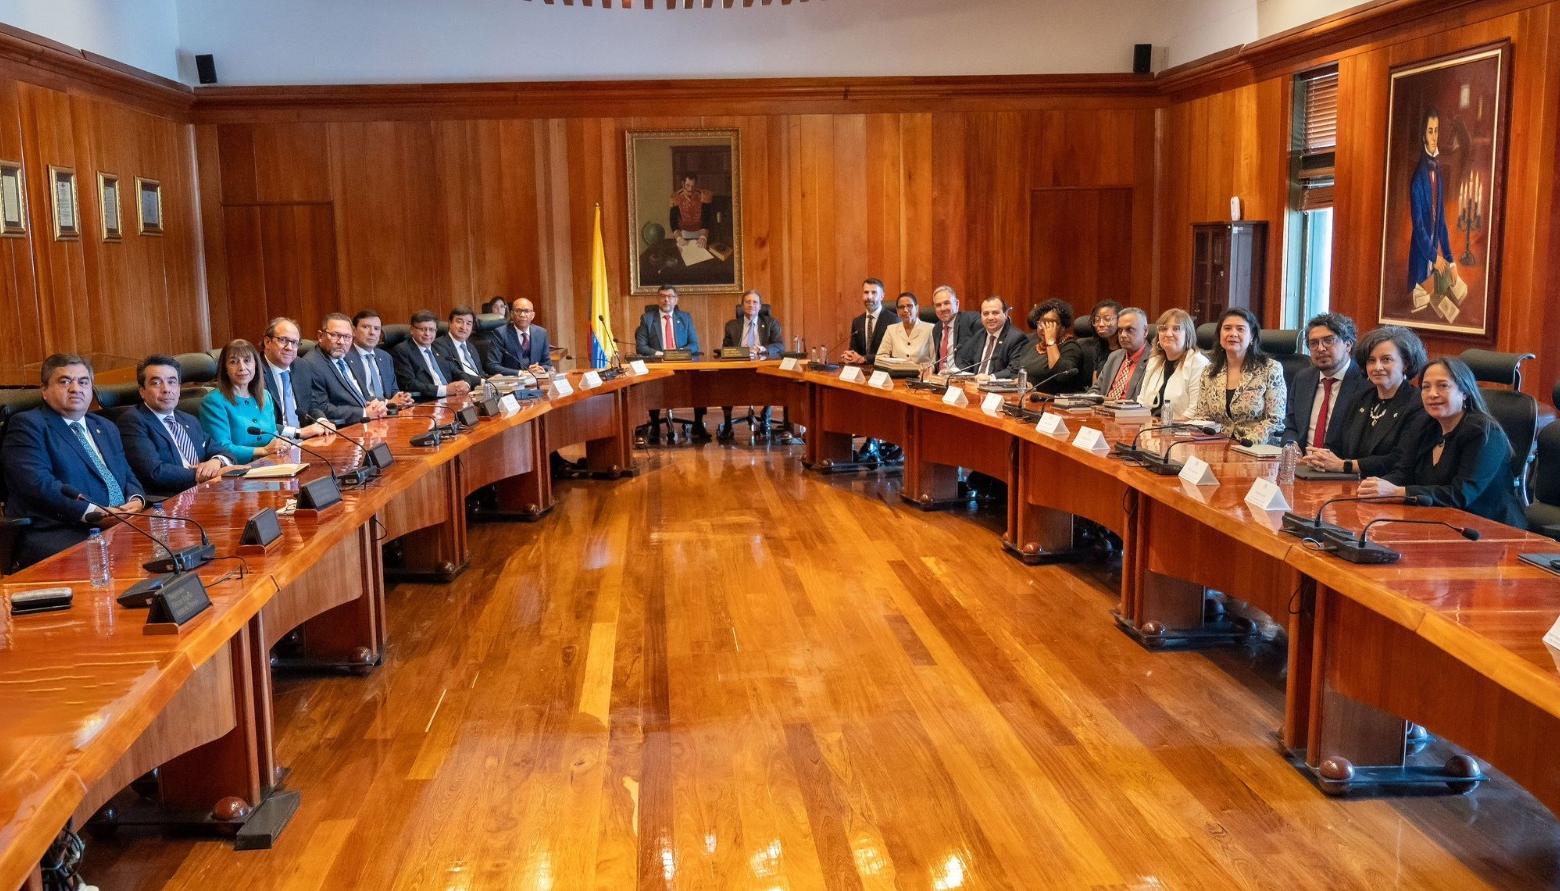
xmin=1307 ymin=335 xmax=1342 ymax=350
xmin=268 ymin=336 xmax=300 ymax=347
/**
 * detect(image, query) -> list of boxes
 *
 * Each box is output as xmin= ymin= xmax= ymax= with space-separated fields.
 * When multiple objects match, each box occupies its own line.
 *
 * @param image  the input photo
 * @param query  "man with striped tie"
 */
xmin=118 ymin=354 xmax=241 ymax=496
xmin=2 ymin=354 xmax=146 ymax=567
xmin=432 ymin=305 xmax=486 ymax=387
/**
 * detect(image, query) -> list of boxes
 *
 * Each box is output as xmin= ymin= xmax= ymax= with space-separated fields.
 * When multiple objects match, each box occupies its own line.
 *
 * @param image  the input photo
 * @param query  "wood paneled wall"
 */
xmin=194 ymin=99 xmax=1161 ymax=360
xmin=0 ymin=27 xmax=203 ymax=386
xmin=1157 ymin=0 xmax=1560 ymax=394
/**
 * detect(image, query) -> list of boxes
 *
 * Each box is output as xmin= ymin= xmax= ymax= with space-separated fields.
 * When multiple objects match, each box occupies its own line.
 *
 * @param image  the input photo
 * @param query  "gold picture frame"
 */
xmin=137 ymin=176 xmax=163 ymax=235
xmin=48 ymin=166 xmax=79 ymax=241
xmin=0 ymin=161 xmax=25 ymax=236
xmin=625 ymin=128 xmax=742 ymax=296
xmin=98 ymin=173 xmax=122 ymax=242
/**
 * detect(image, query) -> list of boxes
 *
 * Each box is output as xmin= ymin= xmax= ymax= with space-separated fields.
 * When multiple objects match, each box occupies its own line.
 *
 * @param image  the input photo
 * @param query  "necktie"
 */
xmin=979 ymin=334 xmax=997 ymax=374
xmin=70 ymin=421 xmax=124 ymax=506
xmin=457 ymin=342 xmax=477 ymax=375
xmin=334 ymin=358 xmax=365 ymax=403
xmin=164 ymin=415 xmax=200 ymax=465
xmin=1313 ymin=377 xmax=1336 ymax=448
xmin=744 ymin=319 xmax=758 ymax=348
xmin=279 ymin=369 xmax=299 ymax=428
xmin=865 ymin=314 xmax=875 ymax=352
xmin=423 ymin=348 xmax=446 ymax=386
xmin=363 ymin=352 xmax=382 ymax=399
xmin=662 ymin=314 xmax=676 ymax=350
xmin=940 ymin=326 xmax=952 ymax=371
xmin=519 ymin=329 xmax=530 ymax=361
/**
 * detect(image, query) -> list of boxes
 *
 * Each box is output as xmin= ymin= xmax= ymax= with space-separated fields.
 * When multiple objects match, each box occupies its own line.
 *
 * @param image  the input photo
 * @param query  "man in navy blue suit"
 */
xmin=484 ymin=297 xmax=554 ymax=376
xmin=118 ymin=354 xmax=239 ymax=496
xmin=394 ymin=310 xmax=473 ymax=402
xmin=347 ymin=309 xmax=414 ymax=411
xmin=633 ymin=285 xmax=708 ymax=442
xmin=3 ymin=353 xmax=147 ymax=568
xmin=302 ymin=312 xmax=393 ymax=427
xmin=260 ymin=316 xmax=335 ymax=439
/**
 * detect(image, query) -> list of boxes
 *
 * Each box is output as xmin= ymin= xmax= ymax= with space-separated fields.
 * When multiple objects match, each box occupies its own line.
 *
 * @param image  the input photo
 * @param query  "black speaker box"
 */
xmin=1132 ymin=44 xmax=1152 ymax=75
xmin=195 ymin=54 xmax=218 ymax=85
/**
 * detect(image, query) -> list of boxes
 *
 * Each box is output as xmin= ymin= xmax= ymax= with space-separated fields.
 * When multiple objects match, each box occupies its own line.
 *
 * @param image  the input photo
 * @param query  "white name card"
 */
xmin=1545 ymin=617 xmax=1560 ymax=672
xmin=779 ymin=356 xmax=800 ymax=372
xmin=942 ymin=387 xmax=969 ymax=408
xmin=1243 ymin=476 xmax=1291 ymax=512
xmin=1036 ymin=412 xmax=1069 ymax=437
xmin=499 ymin=393 xmax=520 ymax=416
xmin=1071 ymin=426 xmax=1110 ymax=454
xmin=579 ymin=370 xmax=603 ymax=390
xmin=626 ymin=359 xmax=649 ymax=376
xmin=839 ymin=365 xmax=865 ymax=384
xmin=868 ymin=370 xmax=894 ymax=391
xmin=1178 ymin=455 xmax=1219 ymax=487
xmin=548 ymin=376 xmax=574 ymax=398
xmin=980 ymin=393 xmax=1005 ymax=416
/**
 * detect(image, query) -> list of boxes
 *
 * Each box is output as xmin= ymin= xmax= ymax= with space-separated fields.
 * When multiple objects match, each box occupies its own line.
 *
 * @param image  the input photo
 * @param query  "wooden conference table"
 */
xmin=2 ymin=359 xmax=1559 ymax=888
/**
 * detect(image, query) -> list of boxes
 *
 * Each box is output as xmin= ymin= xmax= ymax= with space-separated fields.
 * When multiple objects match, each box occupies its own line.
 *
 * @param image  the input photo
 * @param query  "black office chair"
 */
xmin=179 ymin=351 xmax=220 ymax=384
xmin=298 ymin=339 xmax=317 ymax=357
xmin=0 ymin=389 xmax=40 ymax=575
xmin=1071 ymin=316 xmax=1093 ymax=339
xmin=1527 ymin=379 xmax=1560 ymax=539
xmin=1195 ymin=321 xmax=1217 ymax=352
xmin=380 ymin=324 xmax=410 ymax=349
xmin=177 ymin=386 xmax=215 ymax=419
xmin=1261 ymin=328 xmax=1307 ymax=389
xmin=92 ymin=382 xmax=141 ymax=422
xmin=1460 ymin=348 xmax=1541 ymax=503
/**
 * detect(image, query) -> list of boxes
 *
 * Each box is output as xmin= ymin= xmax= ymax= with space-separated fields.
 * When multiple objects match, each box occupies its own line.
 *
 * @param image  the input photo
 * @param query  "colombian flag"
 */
xmin=588 ymin=204 xmax=617 ymax=369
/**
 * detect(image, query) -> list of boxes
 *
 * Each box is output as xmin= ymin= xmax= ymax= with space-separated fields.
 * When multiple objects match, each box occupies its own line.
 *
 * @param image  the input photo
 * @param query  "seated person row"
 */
xmin=3 ymin=354 xmax=147 ymax=567
xmin=436 ymin=305 xmax=490 ymax=382
xmin=874 ymin=291 xmax=933 ymax=365
xmin=394 ymin=310 xmax=474 ymax=402
xmin=202 ymin=339 xmax=335 ymax=461
xmin=1190 ymin=307 xmax=1287 ymax=444
xmin=1079 ymin=299 xmax=1123 ymax=386
xmin=1281 ymin=312 xmax=1372 ymax=451
xmin=302 ymin=312 xmax=412 ymax=427
xmin=718 ymin=289 xmax=784 ymax=442
xmin=635 ymin=285 xmax=709 ymax=442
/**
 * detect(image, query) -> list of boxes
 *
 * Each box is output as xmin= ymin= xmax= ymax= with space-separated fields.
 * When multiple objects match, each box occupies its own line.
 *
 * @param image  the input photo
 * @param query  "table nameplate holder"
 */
xmin=548 ymin=376 xmax=574 ymax=398
xmin=661 ymin=349 xmax=693 ymax=362
xmin=293 ymin=475 xmax=343 ymax=520
xmin=499 ymin=393 xmax=521 ymax=416
xmin=778 ymin=357 xmax=800 ymax=372
xmin=718 ymin=347 xmax=751 ymax=360
xmin=980 ymin=393 xmax=1004 ymax=416
xmin=1545 ymin=615 xmax=1560 ymax=673
xmin=579 ymin=370 xmax=604 ymax=390
xmin=1244 ymin=476 xmax=1291 ymax=512
xmin=941 ymin=386 xmax=969 ymax=407
xmin=1036 ymin=413 xmax=1069 ymax=437
xmin=237 ymin=507 xmax=283 ymax=557
xmin=143 ymin=570 xmax=211 ymax=635
xmin=839 ymin=365 xmax=865 ymax=384
xmin=1178 ymin=455 xmax=1219 ymax=487
xmin=1071 ymin=426 xmax=1110 ymax=454
xmin=626 ymin=359 xmax=650 ymax=376
xmin=867 ymin=370 xmax=894 ymax=391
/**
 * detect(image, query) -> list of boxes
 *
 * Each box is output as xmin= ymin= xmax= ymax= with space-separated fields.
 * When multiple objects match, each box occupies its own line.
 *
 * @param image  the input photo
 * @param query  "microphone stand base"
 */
xmin=1280 ymin=513 xmax=1351 ymax=540
xmin=142 ymin=542 xmax=217 ymax=574
xmin=1322 ymin=533 xmax=1402 ymax=564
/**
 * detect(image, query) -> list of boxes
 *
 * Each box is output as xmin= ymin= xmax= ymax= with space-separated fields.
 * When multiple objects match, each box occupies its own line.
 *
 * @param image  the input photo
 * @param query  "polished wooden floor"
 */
xmin=88 ymin=438 xmax=1560 ymax=889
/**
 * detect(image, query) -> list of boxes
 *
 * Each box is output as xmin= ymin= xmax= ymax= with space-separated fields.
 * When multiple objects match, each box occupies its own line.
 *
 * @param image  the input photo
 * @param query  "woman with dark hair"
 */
xmin=1078 ymin=299 xmax=1122 ymax=384
xmin=1190 ymin=307 xmax=1286 ymax=443
xmin=1302 ymin=325 xmax=1428 ymax=477
xmin=1358 ymin=357 xmax=1524 ymax=526
xmin=482 ymin=296 xmax=510 ymax=319
xmin=1006 ymin=298 xmax=1085 ymax=393
xmin=199 ymin=339 xmax=288 ymax=463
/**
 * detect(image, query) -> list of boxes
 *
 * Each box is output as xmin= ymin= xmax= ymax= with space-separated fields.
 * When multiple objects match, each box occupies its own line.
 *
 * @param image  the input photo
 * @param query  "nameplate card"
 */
xmin=779 ymin=357 xmax=800 ymax=372
xmin=548 ymin=376 xmax=575 ymax=398
xmin=1071 ymin=427 xmax=1110 ymax=454
xmin=1545 ymin=617 xmax=1560 ymax=672
xmin=942 ymin=387 xmax=969 ymax=408
xmin=980 ymin=393 xmax=1005 ymax=416
xmin=868 ymin=370 xmax=894 ymax=391
xmin=144 ymin=571 xmax=211 ymax=634
xmin=1036 ymin=413 xmax=1069 ymax=437
xmin=579 ymin=370 xmax=603 ymax=390
xmin=839 ymin=365 xmax=865 ymax=384
xmin=1178 ymin=455 xmax=1219 ymax=487
xmin=626 ymin=359 xmax=650 ymax=376
xmin=499 ymin=393 xmax=521 ymax=416
xmin=1243 ymin=476 xmax=1291 ymax=512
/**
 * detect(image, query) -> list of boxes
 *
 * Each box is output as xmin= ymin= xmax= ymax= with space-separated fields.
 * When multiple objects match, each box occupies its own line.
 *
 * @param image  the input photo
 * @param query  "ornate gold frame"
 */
xmin=48 ymin=165 xmax=79 ymax=241
xmin=625 ymin=128 xmax=742 ymax=297
xmin=137 ymin=176 xmax=163 ymax=236
xmin=99 ymin=172 xmax=121 ymax=242
xmin=0 ymin=160 xmax=25 ymax=236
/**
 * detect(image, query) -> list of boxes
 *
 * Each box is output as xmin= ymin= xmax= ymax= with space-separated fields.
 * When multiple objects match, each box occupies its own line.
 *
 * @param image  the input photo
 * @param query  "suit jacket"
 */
xmin=1090 ymin=346 xmax=1150 ymax=399
xmin=345 ymin=346 xmax=402 ymax=401
xmin=634 ymin=309 xmax=700 ymax=356
xmin=1326 ymin=384 xmax=1427 ymax=478
xmin=2 ymin=405 xmax=146 ymax=568
xmin=722 ymin=314 xmax=783 ymax=358
xmin=118 ymin=402 xmax=233 ymax=496
xmin=1001 ymin=336 xmax=1086 ymax=392
xmin=1192 ymin=356 xmax=1287 ymax=444
xmin=874 ymin=319 xmax=934 ymax=365
xmin=393 ymin=340 xmax=463 ymax=401
xmin=261 ymin=361 xmax=312 ymax=432
xmin=433 ymin=334 xmax=486 ymax=386
xmin=1138 ymin=350 xmax=1212 ymax=421
xmin=485 ymin=323 xmax=554 ymax=375
xmin=956 ymin=323 xmax=1027 ymax=377
xmin=929 ymin=311 xmax=981 ymax=371
xmin=1385 ymin=412 xmax=1524 ymax=528
xmin=300 ymin=348 xmax=371 ymax=428
xmin=1281 ymin=361 xmax=1371 ymax=446
xmin=847 ymin=307 xmax=899 ymax=364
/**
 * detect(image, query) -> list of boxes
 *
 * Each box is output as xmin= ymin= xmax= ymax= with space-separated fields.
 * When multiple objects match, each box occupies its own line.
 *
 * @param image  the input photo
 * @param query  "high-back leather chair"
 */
xmin=380 ymin=324 xmax=410 ymax=349
xmin=92 ymin=382 xmax=142 ymax=422
xmin=1460 ymin=348 xmax=1541 ymax=504
xmin=0 ymin=389 xmax=42 ymax=570
xmin=177 ymin=351 xmax=220 ymax=384
xmin=1527 ymin=378 xmax=1560 ymax=539
xmin=1195 ymin=322 xmax=1217 ymax=352
xmin=1261 ymin=328 xmax=1307 ymax=390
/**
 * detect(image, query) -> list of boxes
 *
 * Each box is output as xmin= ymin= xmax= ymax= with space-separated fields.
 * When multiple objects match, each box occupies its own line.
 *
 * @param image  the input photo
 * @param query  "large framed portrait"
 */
xmin=1377 ymin=41 xmax=1510 ymax=339
xmin=625 ymin=129 xmax=742 ymax=296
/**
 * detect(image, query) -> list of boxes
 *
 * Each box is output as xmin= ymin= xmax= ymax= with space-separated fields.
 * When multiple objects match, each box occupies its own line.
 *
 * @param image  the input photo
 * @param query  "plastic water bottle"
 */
xmin=87 ymin=528 xmax=111 ymax=587
xmin=147 ymin=503 xmax=172 ymax=563
xmin=1016 ymin=368 xmax=1029 ymax=401
xmin=1278 ymin=442 xmax=1299 ymax=485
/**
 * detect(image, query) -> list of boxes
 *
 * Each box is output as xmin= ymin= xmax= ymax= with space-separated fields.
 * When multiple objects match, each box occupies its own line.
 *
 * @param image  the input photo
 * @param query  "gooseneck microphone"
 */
xmin=63 ymin=485 xmax=215 ymax=573
xmin=1025 ymin=367 xmax=1079 ymax=397
xmin=246 ymin=426 xmax=362 ymax=487
xmin=1281 ymin=494 xmax=1429 ymax=538
xmin=1356 ymin=516 xmax=1481 ymax=544
xmin=1317 ymin=507 xmax=1478 ymax=564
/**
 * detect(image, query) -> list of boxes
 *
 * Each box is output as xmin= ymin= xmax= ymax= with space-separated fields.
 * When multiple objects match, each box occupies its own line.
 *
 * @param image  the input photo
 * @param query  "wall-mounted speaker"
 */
xmin=195 ymin=54 xmax=218 ymax=85
xmin=1133 ymin=44 xmax=1152 ymax=75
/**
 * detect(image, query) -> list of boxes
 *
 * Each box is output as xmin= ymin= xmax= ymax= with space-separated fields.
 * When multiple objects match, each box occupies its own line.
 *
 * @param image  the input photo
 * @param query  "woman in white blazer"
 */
xmin=1138 ymin=308 xmax=1211 ymax=421
xmin=875 ymin=291 xmax=934 ymax=366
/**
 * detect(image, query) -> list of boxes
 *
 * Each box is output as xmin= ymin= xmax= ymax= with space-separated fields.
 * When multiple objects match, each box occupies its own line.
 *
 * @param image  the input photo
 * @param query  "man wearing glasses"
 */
xmin=1281 ymin=312 xmax=1370 ymax=450
xmin=301 ymin=312 xmax=394 ymax=427
xmin=261 ymin=317 xmax=336 ymax=439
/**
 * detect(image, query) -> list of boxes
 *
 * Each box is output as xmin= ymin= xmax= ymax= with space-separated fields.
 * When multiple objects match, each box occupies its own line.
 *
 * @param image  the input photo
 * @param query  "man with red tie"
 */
xmin=929 ymin=285 xmax=980 ymax=374
xmin=1281 ymin=312 xmax=1370 ymax=449
xmin=634 ymin=285 xmax=708 ymax=443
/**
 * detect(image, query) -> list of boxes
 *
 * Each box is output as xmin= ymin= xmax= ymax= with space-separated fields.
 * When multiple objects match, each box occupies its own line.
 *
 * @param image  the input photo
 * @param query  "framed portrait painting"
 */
xmin=625 ymin=129 xmax=742 ymax=296
xmin=1377 ymin=41 xmax=1510 ymax=339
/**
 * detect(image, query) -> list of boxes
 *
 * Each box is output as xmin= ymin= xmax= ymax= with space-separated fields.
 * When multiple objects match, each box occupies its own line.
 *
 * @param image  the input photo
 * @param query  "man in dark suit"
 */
xmin=929 ymin=285 xmax=980 ymax=374
xmin=957 ymin=296 xmax=1027 ymax=377
xmin=261 ymin=316 xmax=335 ymax=439
xmin=395 ymin=309 xmax=473 ymax=402
xmin=634 ymin=285 xmax=708 ymax=443
xmin=841 ymin=277 xmax=897 ymax=365
xmin=302 ymin=312 xmax=393 ymax=427
xmin=2 ymin=353 xmax=147 ymax=568
xmin=1088 ymin=306 xmax=1150 ymax=400
xmin=484 ymin=297 xmax=554 ymax=376
xmin=347 ymin=309 xmax=415 ymax=410
xmin=1282 ymin=312 xmax=1371 ymax=449
xmin=434 ymin=305 xmax=486 ymax=387
xmin=718 ymin=289 xmax=784 ymax=442
xmin=118 ymin=354 xmax=238 ymax=496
